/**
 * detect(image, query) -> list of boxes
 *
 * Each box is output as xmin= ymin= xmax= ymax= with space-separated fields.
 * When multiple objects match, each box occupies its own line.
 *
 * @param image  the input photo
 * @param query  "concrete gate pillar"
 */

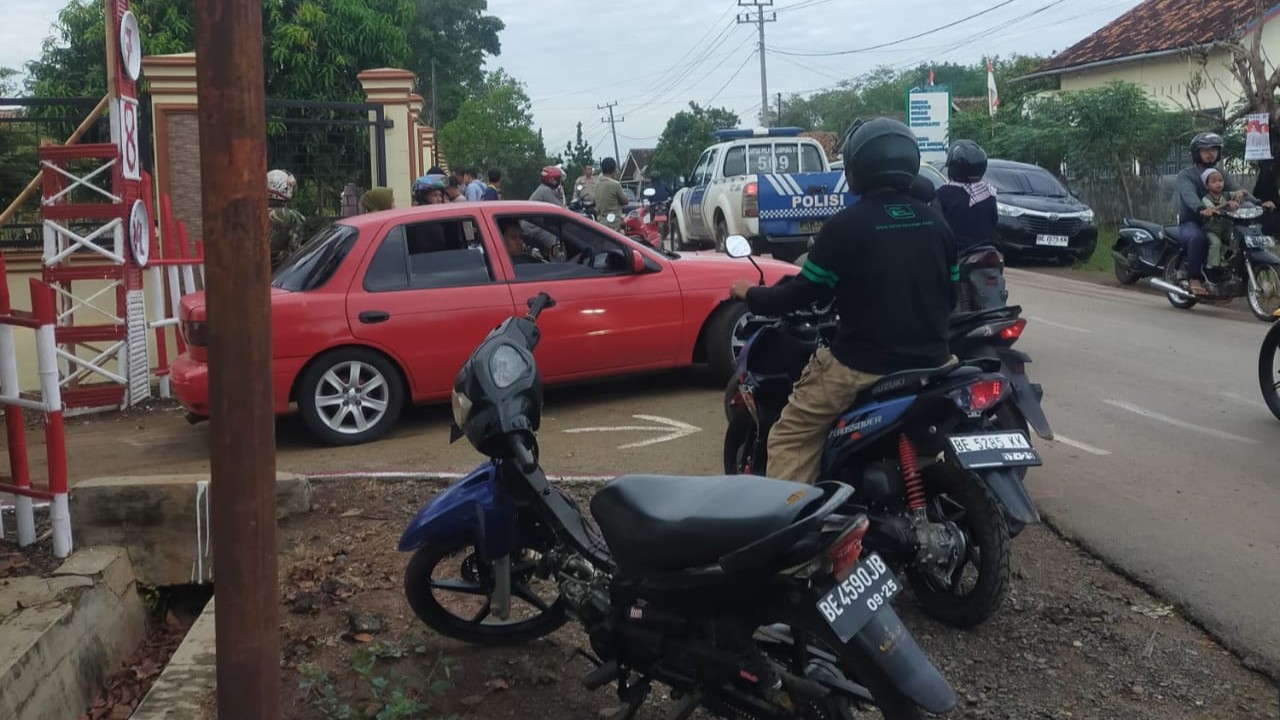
xmin=141 ymin=53 xmax=202 ymax=242
xmin=357 ymin=69 xmax=416 ymax=206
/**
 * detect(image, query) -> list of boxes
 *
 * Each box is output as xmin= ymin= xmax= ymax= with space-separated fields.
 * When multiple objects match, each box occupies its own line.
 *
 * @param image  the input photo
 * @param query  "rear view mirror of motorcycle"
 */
xmin=725 ymin=235 xmax=752 ymax=258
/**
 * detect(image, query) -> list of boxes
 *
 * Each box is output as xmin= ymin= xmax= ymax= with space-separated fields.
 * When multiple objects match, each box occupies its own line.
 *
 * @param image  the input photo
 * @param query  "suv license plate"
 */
xmin=1036 ymin=234 xmax=1070 ymax=247
xmin=800 ymin=221 xmax=824 ymax=234
xmin=816 ymin=553 xmax=900 ymax=643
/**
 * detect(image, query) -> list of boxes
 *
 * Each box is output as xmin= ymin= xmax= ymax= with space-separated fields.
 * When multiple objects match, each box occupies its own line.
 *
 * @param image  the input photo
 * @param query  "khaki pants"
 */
xmin=766 ymin=347 xmax=883 ymax=484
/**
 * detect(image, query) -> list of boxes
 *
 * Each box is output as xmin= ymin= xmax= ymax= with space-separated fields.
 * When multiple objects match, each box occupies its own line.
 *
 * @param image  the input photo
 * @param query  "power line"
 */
xmin=707 ymin=49 xmax=760 ymax=105
xmin=770 ymin=0 xmax=1019 ymax=57
xmin=628 ymin=21 xmax=745 ymax=116
xmin=737 ymin=0 xmax=777 ymax=125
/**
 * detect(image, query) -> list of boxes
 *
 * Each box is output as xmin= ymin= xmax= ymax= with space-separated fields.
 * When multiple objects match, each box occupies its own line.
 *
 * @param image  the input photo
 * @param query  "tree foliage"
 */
xmin=559 ymin=121 xmax=596 ymax=187
xmin=22 ymin=0 xmax=497 ymax=125
xmin=438 ymin=70 xmax=549 ymax=199
xmin=650 ymin=102 xmax=740 ymax=181
xmin=407 ymin=0 xmax=504 ymax=126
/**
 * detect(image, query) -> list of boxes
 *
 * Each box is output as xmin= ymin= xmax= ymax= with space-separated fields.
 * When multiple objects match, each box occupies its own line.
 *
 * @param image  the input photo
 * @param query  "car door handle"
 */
xmin=358 ymin=311 xmax=390 ymax=324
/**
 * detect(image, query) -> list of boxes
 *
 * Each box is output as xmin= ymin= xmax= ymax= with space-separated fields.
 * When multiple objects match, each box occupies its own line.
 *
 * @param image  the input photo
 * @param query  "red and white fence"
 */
xmin=0 ymin=253 xmax=71 ymax=558
xmin=147 ymin=192 xmax=204 ymax=398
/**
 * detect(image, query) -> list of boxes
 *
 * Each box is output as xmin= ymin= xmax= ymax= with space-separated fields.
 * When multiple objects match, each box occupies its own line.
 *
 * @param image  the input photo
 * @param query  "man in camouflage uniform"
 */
xmin=268 ymin=169 xmax=307 ymax=269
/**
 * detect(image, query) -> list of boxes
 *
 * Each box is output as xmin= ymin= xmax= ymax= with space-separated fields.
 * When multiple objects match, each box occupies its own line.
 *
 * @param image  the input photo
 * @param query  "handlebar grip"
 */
xmin=508 ymin=433 xmax=537 ymax=472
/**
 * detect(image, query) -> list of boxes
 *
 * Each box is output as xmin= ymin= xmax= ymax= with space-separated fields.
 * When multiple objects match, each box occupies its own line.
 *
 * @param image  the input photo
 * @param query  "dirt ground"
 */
xmin=276 ymin=478 xmax=1278 ymax=720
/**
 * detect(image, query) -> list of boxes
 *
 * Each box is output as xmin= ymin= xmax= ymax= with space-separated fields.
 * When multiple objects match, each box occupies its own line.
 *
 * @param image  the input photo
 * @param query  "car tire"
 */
xmin=705 ymin=301 xmax=750 ymax=383
xmin=714 ymin=215 xmax=730 ymax=253
xmin=670 ymin=214 xmax=689 ymax=250
xmin=297 ymin=347 xmax=405 ymax=446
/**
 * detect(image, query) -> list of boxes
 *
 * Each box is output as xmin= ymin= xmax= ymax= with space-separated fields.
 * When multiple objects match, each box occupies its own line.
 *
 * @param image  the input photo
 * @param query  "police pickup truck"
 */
xmin=668 ymin=127 xmax=853 ymax=262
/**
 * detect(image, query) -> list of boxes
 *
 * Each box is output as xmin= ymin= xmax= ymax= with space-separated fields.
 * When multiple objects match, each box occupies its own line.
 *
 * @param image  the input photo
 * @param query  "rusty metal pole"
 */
xmin=194 ymin=0 xmax=279 ymax=717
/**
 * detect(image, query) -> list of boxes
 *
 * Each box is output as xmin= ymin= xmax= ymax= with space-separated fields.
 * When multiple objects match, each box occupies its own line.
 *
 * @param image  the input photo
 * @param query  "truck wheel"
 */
xmin=670 ymin=215 xmax=688 ymax=250
xmin=714 ymin=216 xmax=729 ymax=253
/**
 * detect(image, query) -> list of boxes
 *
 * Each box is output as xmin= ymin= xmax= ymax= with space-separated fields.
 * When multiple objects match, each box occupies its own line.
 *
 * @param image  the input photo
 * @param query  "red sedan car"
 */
xmin=171 ymin=201 xmax=796 ymax=445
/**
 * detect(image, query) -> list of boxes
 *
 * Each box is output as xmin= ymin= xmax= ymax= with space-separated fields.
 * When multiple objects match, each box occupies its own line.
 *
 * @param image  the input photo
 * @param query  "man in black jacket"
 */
xmin=730 ymin=118 xmax=958 ymax=484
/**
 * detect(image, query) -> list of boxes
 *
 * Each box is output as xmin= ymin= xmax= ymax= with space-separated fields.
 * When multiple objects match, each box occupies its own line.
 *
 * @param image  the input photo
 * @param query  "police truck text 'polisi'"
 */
xmin=792 ymin=194 xmax=844 ymax=209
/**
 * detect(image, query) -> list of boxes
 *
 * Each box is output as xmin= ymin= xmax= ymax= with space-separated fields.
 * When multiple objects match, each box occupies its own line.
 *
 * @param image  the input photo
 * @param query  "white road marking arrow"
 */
xmin=563 ymin=414 xmax=702 ymax=449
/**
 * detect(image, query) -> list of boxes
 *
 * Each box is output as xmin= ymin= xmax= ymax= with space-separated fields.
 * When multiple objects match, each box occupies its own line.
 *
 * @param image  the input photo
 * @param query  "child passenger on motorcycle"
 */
xmin=1199 ymin=168 xmax=1257 ymax=271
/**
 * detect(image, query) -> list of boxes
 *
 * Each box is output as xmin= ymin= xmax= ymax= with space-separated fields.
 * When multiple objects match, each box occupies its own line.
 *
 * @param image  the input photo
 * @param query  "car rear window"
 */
xmin=986 ymin=166 xmax=1069 ymax=197
xmin=272 ymin=223 xmax=359 ymax=291
xmin=800 ymin=144 xmax=825 ymax=172
xmin=723 ymin=147 xmax=747 ymax=177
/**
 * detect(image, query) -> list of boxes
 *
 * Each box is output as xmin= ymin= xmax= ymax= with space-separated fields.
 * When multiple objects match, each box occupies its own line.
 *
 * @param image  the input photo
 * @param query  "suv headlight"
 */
xmin=489 ymin=345 xmax=530 ymax=388
xmin=997 ymin=203 xmax=1025 ymax=218
xmin=1080 ymin=209 xmax=1095 ymax=223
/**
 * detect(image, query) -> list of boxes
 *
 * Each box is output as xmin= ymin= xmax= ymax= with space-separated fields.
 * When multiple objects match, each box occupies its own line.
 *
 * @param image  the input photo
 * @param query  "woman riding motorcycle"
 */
xmin=936 ymin=140 xmax=997 ymax=253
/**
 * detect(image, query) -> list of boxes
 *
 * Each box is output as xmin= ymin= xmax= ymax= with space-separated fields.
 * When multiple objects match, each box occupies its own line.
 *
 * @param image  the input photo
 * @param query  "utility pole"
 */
xmin=194 ymin=0 xmax=280 ymax=716
xmin=430 ymin=58 xmax=439 ymax=168
xmin=737 ymin=0 xmax=776 ymax=127
xmin=598 ymin=101 xmax=624 ymax=164
xmin=776 ymin=92 xmax=783 ymax=124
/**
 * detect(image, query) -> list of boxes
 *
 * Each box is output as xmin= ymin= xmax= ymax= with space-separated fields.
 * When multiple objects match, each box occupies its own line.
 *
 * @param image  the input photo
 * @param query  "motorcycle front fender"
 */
xmin=848 ymin=605 xmax=957 ymax=714
xmin=973 ymin=467 xmax=1041 ymax=526
xmin=995 ymin=347 xmax=1053 ymax=440
xmin=397 ymin=463 xmax=516 ymax=560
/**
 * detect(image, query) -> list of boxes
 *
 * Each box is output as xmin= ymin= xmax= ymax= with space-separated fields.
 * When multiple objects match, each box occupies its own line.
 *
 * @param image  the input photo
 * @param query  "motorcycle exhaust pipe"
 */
xmin=1149 ymin=278 xmax=1195 ymax=299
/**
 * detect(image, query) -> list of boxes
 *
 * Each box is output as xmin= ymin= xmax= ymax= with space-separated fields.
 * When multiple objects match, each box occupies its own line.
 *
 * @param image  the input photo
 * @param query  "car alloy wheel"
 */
xmin=314 ymin=359 xmax=392 ymax=434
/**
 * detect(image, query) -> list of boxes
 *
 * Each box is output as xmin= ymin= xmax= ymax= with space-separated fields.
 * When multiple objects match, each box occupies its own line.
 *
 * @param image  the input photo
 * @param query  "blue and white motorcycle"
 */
xmin=722 ymin=238 xmax=1042 ymax=629
xmin=398 ymin=292 xmax=957 ymax=720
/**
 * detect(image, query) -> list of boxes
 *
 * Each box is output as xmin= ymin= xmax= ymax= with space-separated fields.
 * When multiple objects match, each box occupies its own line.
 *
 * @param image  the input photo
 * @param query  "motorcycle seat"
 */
xmin=1163 ymin=225 xmax=1183 ymax=240
xmin=589 ymin=474 xmax=824 ymax=573
xmin=856 ymin=362 xmax=983 ymax=405
xmin=1124 ymin=218 xmax=1164 ymax=237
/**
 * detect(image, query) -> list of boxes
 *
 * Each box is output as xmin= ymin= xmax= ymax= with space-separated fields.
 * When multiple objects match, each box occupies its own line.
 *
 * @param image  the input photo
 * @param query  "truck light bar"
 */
xmin=713 ymin=127 xmax=804 ymax=140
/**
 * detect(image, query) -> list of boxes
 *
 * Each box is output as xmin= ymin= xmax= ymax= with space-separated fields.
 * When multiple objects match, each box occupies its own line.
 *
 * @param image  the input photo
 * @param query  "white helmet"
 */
xmin=267 ymin=169 xmax=296 ymax=202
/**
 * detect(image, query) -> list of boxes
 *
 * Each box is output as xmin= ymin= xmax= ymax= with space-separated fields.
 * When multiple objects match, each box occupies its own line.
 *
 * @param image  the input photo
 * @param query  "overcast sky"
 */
xmin=3 ymin=0 xmax=1144 ymax=160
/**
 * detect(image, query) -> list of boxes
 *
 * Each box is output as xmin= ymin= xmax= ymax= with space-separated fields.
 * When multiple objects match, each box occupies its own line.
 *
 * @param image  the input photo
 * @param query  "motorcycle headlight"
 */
xmin=1247 ymin=235 xmax=1277 ymax=249
xmin=997 ymin=203 xmax=1025 ymax=218
xmin=489 ymin=345 xmax=530 ymax=389
xmin=451 ymin=389 xmax=473 ymax=427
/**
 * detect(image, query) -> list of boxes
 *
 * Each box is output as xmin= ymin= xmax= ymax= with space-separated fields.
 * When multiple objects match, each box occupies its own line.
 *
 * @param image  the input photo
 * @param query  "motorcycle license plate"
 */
xmin=800 ymin=220 xmax=824 ymax=234
xmin=947 ymin=431 xmax=1043 ymax=470
xmin=1036 ymin=234 xmax=1070 ymax=247
xmin=816 ymin=553 xmax=901 ymax=643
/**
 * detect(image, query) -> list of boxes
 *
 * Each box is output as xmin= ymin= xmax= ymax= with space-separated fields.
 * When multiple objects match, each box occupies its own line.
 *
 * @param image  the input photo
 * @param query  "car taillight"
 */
xmin=828 ymin=514 xmax=870 ymax=581
xmin=966 ymin=380 xmax=1004 ymax=413
xmin=743 ymin=182 xmax=758 ymax=218
xmin=182 ymin=321 xmax=209 ymax=347
xmin=998 ymin=319 xmax=1026 ymax=341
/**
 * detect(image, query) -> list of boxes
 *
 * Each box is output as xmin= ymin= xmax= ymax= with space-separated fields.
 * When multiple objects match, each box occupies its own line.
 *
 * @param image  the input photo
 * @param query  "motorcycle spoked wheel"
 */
xmin=1164 ymin=254 xmax=1199 ymax=310
xmin=905 ymin=463 xmax=1012 ymax=629
xmin=404 ymin=534 xmax=568 ymax=646
xmin=751 ymin=615 xmax=927 ymax=720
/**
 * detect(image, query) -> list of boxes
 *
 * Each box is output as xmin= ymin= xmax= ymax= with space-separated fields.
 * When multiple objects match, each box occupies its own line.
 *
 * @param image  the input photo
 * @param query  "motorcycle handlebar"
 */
xmin=507 ymin=433 xmax=537 ymax=473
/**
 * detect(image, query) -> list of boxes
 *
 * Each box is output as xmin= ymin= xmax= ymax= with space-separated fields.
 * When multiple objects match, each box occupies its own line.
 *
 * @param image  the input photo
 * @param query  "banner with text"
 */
xmin=907 ymin=86 xmax=950 ymax=166
xmin=1245 ymin=113 xmax=1272 ymax=161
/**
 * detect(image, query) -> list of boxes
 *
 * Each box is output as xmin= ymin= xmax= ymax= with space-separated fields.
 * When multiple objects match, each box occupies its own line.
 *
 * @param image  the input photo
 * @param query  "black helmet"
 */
xmin=1190 ymin=132 xmax=1224 ymax=164
xmin=842 ymin=117 xmax=921 ymax=194
xmin=946 ymin=139 xmax=988 ymax=183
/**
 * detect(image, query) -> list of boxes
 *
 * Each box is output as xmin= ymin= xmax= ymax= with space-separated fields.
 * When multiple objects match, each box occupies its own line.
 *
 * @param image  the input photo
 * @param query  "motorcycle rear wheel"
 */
xmin=1259 ymin=321 xmax=1280 ymax=421
xmin=404 ymin=535 xmax=568 ymax=646
xmin=756 ymin=613 xmax=928 ymax=720
xmin=1164 ymin=255 xmax=1199 ymax=310
xmin=906 ymin=463 xmax=1011 ymax=629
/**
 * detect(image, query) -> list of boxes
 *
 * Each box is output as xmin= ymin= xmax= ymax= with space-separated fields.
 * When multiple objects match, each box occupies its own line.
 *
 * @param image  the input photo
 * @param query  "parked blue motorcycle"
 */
xmin=722 ymin=238 xmax=1042 ymax=630
xmin=399 ymin=292 xmax=957 ymax=720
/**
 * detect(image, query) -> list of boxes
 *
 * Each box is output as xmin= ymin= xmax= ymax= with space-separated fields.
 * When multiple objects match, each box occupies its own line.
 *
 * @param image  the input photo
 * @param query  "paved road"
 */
xmin=20 ymin=267 xmax=1279 ymax=676
xmin=1004 ymin=268 xmax=1279 ymax=676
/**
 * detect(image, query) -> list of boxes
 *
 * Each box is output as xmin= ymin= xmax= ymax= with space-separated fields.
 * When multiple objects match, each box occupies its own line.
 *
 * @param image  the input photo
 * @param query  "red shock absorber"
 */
xmin=899 ymin=434 xmax=926 ymax=511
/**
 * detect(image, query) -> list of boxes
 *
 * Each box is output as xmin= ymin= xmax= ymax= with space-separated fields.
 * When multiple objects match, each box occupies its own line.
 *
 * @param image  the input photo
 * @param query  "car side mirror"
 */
xmin=631 ymin=249 xmax=650 ymax=274
xmin=679 ymin=175 xmax=689 ymax=187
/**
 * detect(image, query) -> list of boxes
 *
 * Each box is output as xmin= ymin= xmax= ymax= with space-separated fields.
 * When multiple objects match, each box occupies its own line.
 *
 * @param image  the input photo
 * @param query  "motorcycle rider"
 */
xmin=646 ymin=171 xmax=672 ymax=205
xmin=1177 ymin=132 xmax=1274 ymax=295
xmin=594 ymin=157 xmax=630 ymax=232
xmin=530 ymin=166 xmax=567 ymax=206
xmin=572 ymin=163 xmax=599 ymax=204
xmin=730 ymin=117 xmax=958 ymax=484
xmin=267 ymin=169 xmax=307 ymax=269
xmin=936 ymin=140 xmax=998 ymax=253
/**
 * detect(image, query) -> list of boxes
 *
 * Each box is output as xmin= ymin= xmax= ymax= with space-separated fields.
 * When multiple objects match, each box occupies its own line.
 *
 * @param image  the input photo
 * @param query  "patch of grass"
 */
xmin=1074 ymin=224 xmax=1117 ymax=273
xmin=299 ymin=641 xmax=457 ymax=720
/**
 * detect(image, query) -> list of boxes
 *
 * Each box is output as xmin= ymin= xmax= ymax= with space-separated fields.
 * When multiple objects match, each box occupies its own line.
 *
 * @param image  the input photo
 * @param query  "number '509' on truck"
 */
xmin=667 ymin=127 xmax=853 ymax=263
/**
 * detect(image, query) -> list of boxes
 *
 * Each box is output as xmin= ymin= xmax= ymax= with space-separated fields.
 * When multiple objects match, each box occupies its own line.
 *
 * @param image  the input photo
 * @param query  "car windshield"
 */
xmin=986 ymin=166 xmax=1069 ymax=198
xmin=272 ymin=223 xmax=359 ymax=291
